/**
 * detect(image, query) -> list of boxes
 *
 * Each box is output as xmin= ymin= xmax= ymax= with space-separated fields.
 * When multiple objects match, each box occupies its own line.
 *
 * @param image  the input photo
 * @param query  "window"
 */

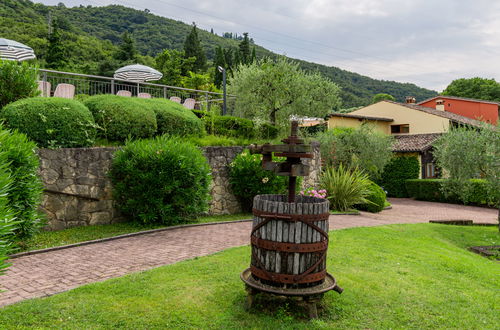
xmin=426 ymin=163 xmax=436 ymax=178
xmin=391 ymin=124 xmax=409 ymax=134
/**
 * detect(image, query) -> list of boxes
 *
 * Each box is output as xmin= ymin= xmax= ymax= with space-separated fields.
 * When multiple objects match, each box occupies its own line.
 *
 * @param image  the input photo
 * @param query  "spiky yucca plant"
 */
xmin=320 ymin=164 xmax=371 ymax=212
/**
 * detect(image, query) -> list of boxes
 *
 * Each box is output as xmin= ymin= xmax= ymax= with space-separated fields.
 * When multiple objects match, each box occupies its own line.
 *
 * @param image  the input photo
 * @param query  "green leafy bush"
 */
xmin=188 ymin=135 xmax=244 ymax=147
xmin=0 ymin=146 xmax=18 ymax=273
xmin=0 ymin=60 xmax=39 ymax=108
xmin=229 ymin=150 xmax=296 ymax=211
xmin=84 ymin=95 xmax=156 ymax=142
xmin=110 ymin=136 xmax=211 ymax=225
xmin=405 ymin=179 xmax=495 ymax=206
xmin=355 ymin=181 xmax=387 ymax=213
xmin=141 ymin=98 xmax=204 ymax=137
xmin=381 ymin=156 xmax=420 ymax=197
xmin=259 ymin=123 xmax=280 ymax=139
xmin=1 ymin=97 xmax=96 ymax=148
xmin=320 ymin=165 xmax=371 ymax=212
xmin=0 ymin=128 xmax=44 ymax=238
xmin=203 ymin=115 xmax=255 ymax=139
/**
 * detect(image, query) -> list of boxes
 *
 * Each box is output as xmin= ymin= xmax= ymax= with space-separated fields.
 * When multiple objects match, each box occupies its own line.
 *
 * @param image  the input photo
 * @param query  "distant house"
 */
xmin=418 ymin=95 xmax=499 ymax=124
xmin=325 ymin=99 xmax=484 ymax=178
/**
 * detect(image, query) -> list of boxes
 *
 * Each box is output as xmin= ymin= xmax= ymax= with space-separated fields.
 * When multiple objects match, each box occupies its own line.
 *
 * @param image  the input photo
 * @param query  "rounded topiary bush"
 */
xmin=380 ymin=156 xmax=420 ymax=197
xmin=356 ymin=180 xmax=386 ymax=213
xmin=0 ymin=127 xmax=44 ymax=238
xmin=140 ymin=98 xmax=204 ymax=137
xmin=110 ymin=136 xmax=211 ymax=225
xmin=84 ymin=95 xmax=157 ymax=142
xmin=1 ymin=97 xmax=96 ymax=148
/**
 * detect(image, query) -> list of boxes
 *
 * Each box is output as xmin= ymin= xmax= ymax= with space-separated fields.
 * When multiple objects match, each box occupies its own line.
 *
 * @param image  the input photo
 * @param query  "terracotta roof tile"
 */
xmin=392 ymin=133 xmax=442 ymax=152
xmin=417 ymin=95 xmax=500 ymax=106
xmin=325 ymin=112 xmax=393 ymax=122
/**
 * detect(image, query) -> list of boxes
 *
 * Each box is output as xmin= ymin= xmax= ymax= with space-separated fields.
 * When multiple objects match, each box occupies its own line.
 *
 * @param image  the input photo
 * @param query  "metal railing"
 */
xmin=39 ymin=69 xmax=235 ymax=114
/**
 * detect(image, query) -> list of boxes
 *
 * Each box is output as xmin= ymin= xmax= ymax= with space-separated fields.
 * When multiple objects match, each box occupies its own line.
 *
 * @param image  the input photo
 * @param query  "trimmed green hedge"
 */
xmin=405 ymin=179 xmax=495 ymax=206
xmin=141 ymin=99 xmax=204 ymax=137
xmin=356 ymin=181 xmax=386 ymax=213
xmin=110 ymin=136 xmax=211 ymax=225
xmin=1 ymin=97 xmax=96 ymax=148
xmin=203 ymin=115 xmax=255 ymax=139
xmin=84 ymin=95 xmax=157 ymax=142
xmin=381 ymin=156 xmax=420 ymax=197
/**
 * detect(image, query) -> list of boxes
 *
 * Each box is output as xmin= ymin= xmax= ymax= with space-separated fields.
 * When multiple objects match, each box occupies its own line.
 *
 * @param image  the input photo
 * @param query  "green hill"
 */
xmin=0 ymin=0 xmax=437 ymax=107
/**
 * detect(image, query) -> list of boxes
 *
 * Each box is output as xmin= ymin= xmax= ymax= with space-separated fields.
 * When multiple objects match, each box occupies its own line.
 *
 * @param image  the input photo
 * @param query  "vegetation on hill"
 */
xmin=0 ymin=0 xmax=438 ymax=107
xmin=442 ymin=77 xmax=500 ymax=102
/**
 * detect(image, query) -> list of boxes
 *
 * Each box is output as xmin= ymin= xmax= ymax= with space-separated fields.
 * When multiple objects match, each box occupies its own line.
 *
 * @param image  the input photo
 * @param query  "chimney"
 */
xmin=435 ymin=99 xmax=444 ymax=111
xmin=405 ymin=96 xmax=416 ymax=104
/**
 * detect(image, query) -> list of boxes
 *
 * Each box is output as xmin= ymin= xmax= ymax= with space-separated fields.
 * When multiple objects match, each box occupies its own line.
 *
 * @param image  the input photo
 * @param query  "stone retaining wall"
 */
xmin=38 ymin=145 xmax=321 ymax=230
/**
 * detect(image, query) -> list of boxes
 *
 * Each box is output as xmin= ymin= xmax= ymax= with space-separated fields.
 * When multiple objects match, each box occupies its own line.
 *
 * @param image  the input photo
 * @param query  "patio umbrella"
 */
xmin=113 ymin=64 xmax=163 ymax=82
xmin=0 ymin=38 xmax=36 ymax=61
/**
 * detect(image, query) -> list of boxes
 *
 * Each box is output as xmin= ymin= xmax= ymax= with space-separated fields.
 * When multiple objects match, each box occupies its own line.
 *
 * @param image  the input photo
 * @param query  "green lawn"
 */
xmin=2 ymin=224 xmax=498 ymax=329
xmin=16 ymin=213 xmax=251 ymax=253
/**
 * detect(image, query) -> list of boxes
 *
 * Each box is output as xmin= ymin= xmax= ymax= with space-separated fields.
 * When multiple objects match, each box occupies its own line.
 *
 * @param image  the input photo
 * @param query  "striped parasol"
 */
xmin=0 ymin=38 xmax=36 ymax=61
xmin=113 ymin=64 xmax=163 ymax=82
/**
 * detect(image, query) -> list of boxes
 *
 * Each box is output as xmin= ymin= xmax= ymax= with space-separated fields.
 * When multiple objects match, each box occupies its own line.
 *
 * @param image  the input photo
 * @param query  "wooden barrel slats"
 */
xmin=250 ymin=194 xmax=330 ymax=288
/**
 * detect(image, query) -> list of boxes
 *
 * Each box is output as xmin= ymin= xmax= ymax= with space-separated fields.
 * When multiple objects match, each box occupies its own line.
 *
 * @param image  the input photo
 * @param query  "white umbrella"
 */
xmin=0 ymin=38 xmax=36 ymax=61
xmin=114 ymin=64 xmax=163 ymax=82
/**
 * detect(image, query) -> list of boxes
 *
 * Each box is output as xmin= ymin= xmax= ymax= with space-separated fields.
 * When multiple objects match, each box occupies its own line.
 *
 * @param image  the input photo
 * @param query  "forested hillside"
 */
xmin=0 ymin=0 xmax=437 ymax=106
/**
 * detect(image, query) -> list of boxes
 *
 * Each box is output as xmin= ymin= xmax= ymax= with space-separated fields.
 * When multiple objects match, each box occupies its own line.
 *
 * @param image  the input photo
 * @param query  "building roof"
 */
xmin=325 ymin=112 xmax=393 ymax=122
xmin=417 ymin=95 xmax=500 ymax=106
xmin=383 ymin=100 xmax=484 ymax=128
xmin=392 ymin=133 xmax=442 ymax=153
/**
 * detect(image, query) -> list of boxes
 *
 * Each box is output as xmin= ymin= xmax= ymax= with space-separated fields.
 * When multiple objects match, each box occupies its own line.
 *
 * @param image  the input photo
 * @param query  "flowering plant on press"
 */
xmin=300 ymin=187 xmax=327 ymax=199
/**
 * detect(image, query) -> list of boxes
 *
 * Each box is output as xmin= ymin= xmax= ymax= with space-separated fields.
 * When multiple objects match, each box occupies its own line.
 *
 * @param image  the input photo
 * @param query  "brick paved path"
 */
xmin=0 ymin=198 xmax=497 ymax=307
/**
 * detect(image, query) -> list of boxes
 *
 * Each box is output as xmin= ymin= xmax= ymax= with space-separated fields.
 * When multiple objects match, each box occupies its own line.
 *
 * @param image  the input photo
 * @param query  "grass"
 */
xmin=15 ymin=213 xmax=251 ymax=253
xmin=330 ymin=209 xmax=359 ymax=215
xmin=2 ymin=224 xmax=498 ymax=329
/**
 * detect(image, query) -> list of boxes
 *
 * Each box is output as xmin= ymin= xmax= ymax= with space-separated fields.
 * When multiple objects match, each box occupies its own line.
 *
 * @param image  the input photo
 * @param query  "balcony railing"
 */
xmin=39 ymin=69 xmax=235 ymax=114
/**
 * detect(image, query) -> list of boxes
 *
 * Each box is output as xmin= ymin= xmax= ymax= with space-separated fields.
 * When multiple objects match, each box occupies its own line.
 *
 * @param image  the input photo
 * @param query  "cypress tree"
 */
xmin=183 ymin=23 xmax=207 ymax=72
xmin=117 ymin=31 xmax=137 ymax=62
xmin=213 ymin=46 xmax=225 ymax=88
xmin=251 ymin=47 xmax=256 ymax=63
xmin=223 ymin=48 xmax=234 ymax=77
xmin=45 ymin=17 xmax=66 ymax=69
xmin=238 ymin=32 xmax=251 ymax=64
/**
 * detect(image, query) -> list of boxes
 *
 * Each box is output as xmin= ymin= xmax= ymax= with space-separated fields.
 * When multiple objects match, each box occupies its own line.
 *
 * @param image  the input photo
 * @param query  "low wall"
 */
xmin=38 ymin=145 xmax=321 ymax=230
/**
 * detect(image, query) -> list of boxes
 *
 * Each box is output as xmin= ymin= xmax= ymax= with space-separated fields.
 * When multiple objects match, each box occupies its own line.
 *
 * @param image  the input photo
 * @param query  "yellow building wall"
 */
xmin=350 ymin=102 xmax=451 ymax=134
xmin=327 ymin=117 xmax=390 ymax=134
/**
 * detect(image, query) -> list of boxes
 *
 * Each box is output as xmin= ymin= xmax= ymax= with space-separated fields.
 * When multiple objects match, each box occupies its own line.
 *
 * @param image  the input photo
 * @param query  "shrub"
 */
xmin=1 ymin=97 xmax=96 ymax=148
xmin=141 ymin=98 xmax=204 ymax=137
xmin=0 ymin=146 xmax=18 ymax=273
xmin=259 ymin=123 xmax=279 ymax=139
xmin=110 ymin=136 xmax=211 ymax=225
xmin=229 ymin=150 xmax=295 ymax=211
xmin=191 ymin=109 xmax=208 ymax=118
xmin=203 ymin=115 xmax=255 ymax=139
xmin=355 ymin=181 xmax=386 ymax=213
xmin=0 ymin=128 xmax=44 ymax=238
xmin=405 ymin=179 xmax=495 ymax=206
xmin=381 ymin=156 xmax=420 ymax=197
xmin=188 ymin=135 xmax=243 ymax=147
xmin=319 ymin=165 xmax=371 ymax=212
xmin=0 ymin=60 xmax=39 ymax=108
xmin=84 ymin=95 xmax=156 ymax=142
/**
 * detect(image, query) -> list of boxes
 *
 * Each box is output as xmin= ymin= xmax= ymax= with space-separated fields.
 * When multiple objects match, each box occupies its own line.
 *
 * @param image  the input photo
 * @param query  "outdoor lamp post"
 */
xmin=217 ymin=66 xmax=227 ymax=116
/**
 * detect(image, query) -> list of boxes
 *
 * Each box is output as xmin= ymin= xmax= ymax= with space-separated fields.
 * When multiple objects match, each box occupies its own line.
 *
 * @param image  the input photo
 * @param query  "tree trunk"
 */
xmin=270 ymin=109 xmax=277 ymax=126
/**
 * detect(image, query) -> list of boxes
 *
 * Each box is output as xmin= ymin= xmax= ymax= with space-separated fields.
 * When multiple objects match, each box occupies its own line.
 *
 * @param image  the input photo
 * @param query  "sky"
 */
xmin=37 ymin=0 xmax=500 ymax=91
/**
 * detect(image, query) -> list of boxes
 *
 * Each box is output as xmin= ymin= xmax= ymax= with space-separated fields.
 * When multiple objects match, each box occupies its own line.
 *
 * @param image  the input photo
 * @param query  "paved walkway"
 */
xmin=0 ymin=199 xmax=496 ymax=307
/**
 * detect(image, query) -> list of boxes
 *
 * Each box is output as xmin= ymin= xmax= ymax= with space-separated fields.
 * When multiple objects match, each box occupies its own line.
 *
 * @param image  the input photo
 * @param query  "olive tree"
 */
xmin=316 ymin=124 xmax=394 ymax=180
xmin=228 ymin=57 xmax=341 ymax=127
xmin=433 ymin=124 xmax=500 ymax=229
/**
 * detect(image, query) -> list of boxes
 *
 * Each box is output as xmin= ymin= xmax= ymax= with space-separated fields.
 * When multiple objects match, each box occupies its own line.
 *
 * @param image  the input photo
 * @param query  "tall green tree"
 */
xmin=251 ymin=47 xmax=256 ymax=63
xmin=229 ymin=57 xmax=342 ymax=126
xmin=45 ymin=17 xmax=66 ymax=69
xmin=213 ymin=46 xmax=226 ymax=88
xmin=239 ymin=32 xmax=251 ymax=64
xmin=183 ymin=23 xmax=206 ymax=72
xmin=155 ymin=49 xmax=195 ymax=86
xmin=442 ymin=77 xmax=500 ymax=102
xmin=223 ymin=48 xmax=234 ymax=76
xmin=116 ymin=31 xmax=137 ymax=62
